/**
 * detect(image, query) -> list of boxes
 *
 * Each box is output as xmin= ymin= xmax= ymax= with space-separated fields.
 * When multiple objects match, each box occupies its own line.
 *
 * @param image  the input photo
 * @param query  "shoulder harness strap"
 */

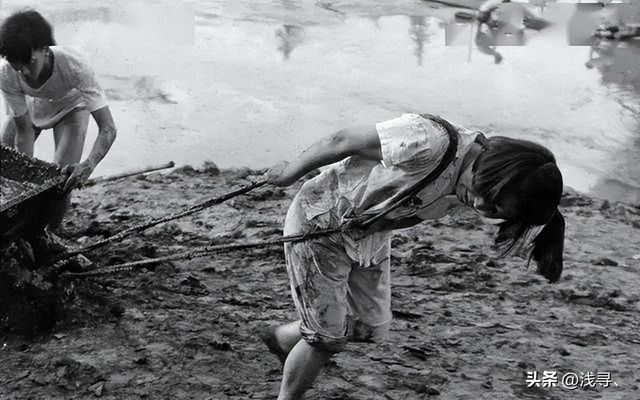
xmin=361 ymin=113 xmax=459 ymax=228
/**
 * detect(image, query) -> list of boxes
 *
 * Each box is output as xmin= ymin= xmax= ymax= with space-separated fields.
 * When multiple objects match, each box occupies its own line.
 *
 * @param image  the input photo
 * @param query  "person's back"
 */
xmin=288 ymin=114 xmax=476 ymax=231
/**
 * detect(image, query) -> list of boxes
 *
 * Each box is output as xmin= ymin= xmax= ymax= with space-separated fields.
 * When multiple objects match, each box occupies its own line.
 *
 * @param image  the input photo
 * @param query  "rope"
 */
xmin=50 ymin=180 xmax=268 ymax=266
xmin=57 ymin=116 xmax=461 ymax=279
xmin=61 ymin=227 xmax=343 ymax=278
xmin=360 ymin=113 xmax=459 ymax=229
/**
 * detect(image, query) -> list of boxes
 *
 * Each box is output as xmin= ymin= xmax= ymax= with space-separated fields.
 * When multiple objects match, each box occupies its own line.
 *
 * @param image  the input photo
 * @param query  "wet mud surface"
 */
xmin=1 ymin=167 xmax=639 ymax=400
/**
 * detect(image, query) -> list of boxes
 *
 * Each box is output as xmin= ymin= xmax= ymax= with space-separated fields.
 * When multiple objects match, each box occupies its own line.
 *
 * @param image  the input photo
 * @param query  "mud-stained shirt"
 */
xmin=285 ymin=113 xmax=480 ymax=267
xmin=295 ymin=113 xmax=480 ymax=226
xmin=0 ymin=46 xmax=107 ymax=129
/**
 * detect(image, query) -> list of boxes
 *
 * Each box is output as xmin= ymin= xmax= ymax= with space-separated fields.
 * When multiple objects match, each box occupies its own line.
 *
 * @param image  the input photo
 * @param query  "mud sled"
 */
xmin=1 ymin=145 xmax=90 ymax=333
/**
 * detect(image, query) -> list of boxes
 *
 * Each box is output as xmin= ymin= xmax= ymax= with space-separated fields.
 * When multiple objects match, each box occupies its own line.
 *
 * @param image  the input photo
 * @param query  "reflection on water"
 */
xmin=471 ymin=2 xmax=555 ymax=64
xmin=479 ymin=3 xmax=528 ymax=46
xmin=446 ymin=2 xmax=639 ymax=203
xmin=587 ymin=39 xmax=640 ymax=95
xmin=280 ymin=0 xmax=302 ymax=12
xmin=586 ymin=38 xmax=640 ymax=204
xmin=569 ymin=2 xmax=640 ymax=204
xmin=567 ymin=2 xmax=633 ymax=46
xmin=475 ymin=26 xmax=504 ymax=64
xmin=408 ymin=16 xmax=429 ymax=66
xmin=16 ymin=2 xmax=640 ymax=204
xmin=275 ymin=24 xmax=305 ymax=60
xmin=529 ymin=0 xmax=553 ymax=14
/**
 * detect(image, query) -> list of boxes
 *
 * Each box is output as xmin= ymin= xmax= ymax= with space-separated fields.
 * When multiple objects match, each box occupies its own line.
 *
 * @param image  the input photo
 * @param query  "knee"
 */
xmin=348 ymin=318 xmax=391 ymax=344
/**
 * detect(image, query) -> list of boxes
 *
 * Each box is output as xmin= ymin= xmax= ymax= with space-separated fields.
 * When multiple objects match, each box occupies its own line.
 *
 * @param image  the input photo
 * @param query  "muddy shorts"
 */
xmin=283 ymin=199 xmax=392 ymax=353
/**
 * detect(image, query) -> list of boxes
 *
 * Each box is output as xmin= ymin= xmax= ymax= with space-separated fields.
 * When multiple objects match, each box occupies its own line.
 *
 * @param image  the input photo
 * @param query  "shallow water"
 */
xmin=2 ymin=0 xmax=639 ymax=203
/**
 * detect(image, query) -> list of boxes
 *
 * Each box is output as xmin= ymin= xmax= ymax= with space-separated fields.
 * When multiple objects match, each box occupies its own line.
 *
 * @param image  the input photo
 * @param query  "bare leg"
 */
xmin=261 ymin=320 xmax=303 ymax=365
xmin=52 ymin=110 xmax=89 ymax=166
xmin=278 ymin=340 xmax=333 ymax=400
xmin=46 ymin=110 xmax=90 ymax=230
xmin=1 ymin=118 xmax=17 ymax=147
xmin=14 ymin=123 xmax=36 ymax=157
xmin=274 ymin=321 xmax=303 ymax=354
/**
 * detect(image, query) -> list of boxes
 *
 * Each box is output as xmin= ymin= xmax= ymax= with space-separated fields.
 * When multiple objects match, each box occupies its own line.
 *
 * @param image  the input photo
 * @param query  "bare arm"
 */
xmin=1 ymin=76 xmax=30 ymax=150
xmin=0 ymin=116 xmax=17 ymax=147
xmin=10 ymin=113 xmax=36 ymax=157
xmin=85 ymin=106 xmax=117 ymax=169
xmin=477 ymin=0 xmax=510 ymax=23
xmin=63 ymin=106 xmax=117 ymax=191
xmin=268 ymin=124 xmax=382 ymax=186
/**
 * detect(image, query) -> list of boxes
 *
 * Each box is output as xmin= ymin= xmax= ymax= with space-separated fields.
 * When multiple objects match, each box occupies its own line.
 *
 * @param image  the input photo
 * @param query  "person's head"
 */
xmin=0 ymin=9 xmax=56 ymax=78
xmin=456 ymin=135 xmax=565 ymax=283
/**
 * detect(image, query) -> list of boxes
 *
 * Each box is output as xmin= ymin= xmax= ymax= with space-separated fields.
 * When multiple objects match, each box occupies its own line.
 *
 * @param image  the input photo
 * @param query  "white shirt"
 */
xmin=285 ymin=113 xmax=480 ymax=267
xmin=0 ymin=46 xmax=107 ymax=129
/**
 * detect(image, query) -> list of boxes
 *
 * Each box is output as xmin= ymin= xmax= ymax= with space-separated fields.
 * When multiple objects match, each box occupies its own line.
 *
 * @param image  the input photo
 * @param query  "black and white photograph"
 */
xmin=1 ymin=0 xmax=639 ymax=399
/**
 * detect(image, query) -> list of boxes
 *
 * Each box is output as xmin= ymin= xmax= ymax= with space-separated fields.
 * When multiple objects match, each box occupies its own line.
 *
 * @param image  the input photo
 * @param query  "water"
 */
xmin=2 ymin=0 xmax=639 ymax=204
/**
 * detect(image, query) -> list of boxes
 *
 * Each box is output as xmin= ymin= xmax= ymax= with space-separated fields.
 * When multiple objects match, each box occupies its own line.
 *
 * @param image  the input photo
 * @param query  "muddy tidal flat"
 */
xmin=1 ymin=166 xmax=639 ymax=400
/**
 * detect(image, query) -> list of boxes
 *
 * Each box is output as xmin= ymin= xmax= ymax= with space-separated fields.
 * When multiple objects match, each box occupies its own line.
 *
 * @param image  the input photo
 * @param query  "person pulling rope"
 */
xmin=58 ymin=117 xmax=460 ymax=279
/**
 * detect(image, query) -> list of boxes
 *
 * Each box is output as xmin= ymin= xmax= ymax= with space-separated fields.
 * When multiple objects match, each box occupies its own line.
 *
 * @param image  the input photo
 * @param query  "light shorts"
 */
xmin=284 ymin=196 xmax=393 ymax=353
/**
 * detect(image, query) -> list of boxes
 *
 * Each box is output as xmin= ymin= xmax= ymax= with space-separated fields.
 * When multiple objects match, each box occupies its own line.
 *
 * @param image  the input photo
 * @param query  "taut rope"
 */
xmin=61 ymin=227 xmax=343 ymax=278
xmin=51 ymin=180 xmax=268 ymax=267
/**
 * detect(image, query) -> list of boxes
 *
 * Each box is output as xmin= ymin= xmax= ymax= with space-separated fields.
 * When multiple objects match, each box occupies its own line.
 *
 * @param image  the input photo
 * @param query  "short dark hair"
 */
xmin=0 ymin=10 xmax=56 ymax=64
xmin=473 ymin=136 xmax=565 ymax=283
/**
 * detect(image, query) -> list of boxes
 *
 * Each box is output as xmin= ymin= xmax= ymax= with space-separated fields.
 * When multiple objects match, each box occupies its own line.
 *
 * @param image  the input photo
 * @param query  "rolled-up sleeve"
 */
xmin=375 ymin=113 xmax=449 ymax=173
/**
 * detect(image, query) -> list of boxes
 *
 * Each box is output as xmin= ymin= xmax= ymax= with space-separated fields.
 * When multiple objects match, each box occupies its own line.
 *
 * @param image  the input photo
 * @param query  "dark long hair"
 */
xmin=473 ymin=136 xmax=565 ymax=283
xmin=0 ymin=10 xmax=56 ymax=64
